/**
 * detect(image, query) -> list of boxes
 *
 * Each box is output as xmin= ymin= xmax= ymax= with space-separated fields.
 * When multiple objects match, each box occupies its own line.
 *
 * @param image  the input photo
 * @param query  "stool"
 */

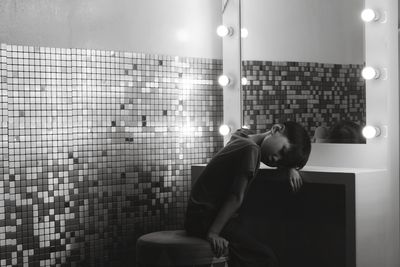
xmin=136 ymin=230 xmax=228 ymax=267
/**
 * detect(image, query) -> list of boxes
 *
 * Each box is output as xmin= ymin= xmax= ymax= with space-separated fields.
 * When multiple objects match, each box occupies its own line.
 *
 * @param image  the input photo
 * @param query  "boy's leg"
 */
xmin=184 ymin=207 xmax=213 ymax=238
xmin=220 ymin=217 xmax=278 ymax=267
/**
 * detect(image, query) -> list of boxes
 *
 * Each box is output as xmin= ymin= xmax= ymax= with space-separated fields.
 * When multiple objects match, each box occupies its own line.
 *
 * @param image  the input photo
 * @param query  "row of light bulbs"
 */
xmin=218 ymin=124 xmax=382 ymax=139
xmin=217 ymin=8 xmax=384 ymax=140
xmin=359 ymin=8 xmax=384 ymax=139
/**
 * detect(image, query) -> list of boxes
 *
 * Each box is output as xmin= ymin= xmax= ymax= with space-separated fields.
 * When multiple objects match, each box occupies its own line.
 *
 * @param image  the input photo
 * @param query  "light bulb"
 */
xmin=216 ymin=25 xmax=233 ymax=37
xmin=219 ymin=124 xmax=231 ymax=136
xmin=241 ymin=77 xmax=248 ymax=85
xmin=218 ymin=75 xmax=230 ymax=86
xmin=362 ymin=125 xmax=381 ymax=139
xmin=241 ymin=28 xmax=249 ymax=38
xmin=362 ymin=66 xmax=380 ymax=80
xmin=361 ymin=9 xmax=380 ymax=22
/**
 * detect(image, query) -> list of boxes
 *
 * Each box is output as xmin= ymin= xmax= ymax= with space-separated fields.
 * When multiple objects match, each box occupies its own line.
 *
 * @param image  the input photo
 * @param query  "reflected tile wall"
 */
xmin=242 ymin=61 xmax=366 ymax=136
xmin=0 ymin=44 xmax=10 ymax=264
xmin=0 ymin=44 xmax=223 ymax=266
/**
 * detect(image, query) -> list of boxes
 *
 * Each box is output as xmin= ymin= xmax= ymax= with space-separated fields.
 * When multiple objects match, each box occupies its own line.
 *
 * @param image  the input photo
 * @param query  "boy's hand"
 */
xmin=206 ymin=232 xmax=229 ymax=258
xmin=289 ymin=168 xmax=303 ymax=192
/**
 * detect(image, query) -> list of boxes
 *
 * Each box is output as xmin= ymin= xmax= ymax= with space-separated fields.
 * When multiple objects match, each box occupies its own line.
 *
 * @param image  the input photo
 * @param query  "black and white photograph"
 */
xmin=0 ymin=0 xmax=398 ymax=266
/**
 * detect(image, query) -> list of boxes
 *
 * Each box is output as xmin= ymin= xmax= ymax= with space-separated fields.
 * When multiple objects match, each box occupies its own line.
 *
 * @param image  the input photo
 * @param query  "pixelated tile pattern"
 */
xmin=0 ymin=44 xmax=224 ymax=267
xmin=0 ymin=44 xmax=10 ymax=267
xmin=242 ymin=61 xmax=366 ymax=136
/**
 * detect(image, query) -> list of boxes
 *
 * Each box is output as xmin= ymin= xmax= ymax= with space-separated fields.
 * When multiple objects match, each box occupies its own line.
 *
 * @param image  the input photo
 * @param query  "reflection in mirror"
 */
xmin=241 ymin=0 xmax=366 ymax=144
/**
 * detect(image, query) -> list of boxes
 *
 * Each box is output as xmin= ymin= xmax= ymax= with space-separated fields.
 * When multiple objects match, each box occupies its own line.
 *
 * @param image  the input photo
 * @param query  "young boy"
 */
xmin=184 ymin=121 xmax=311 ymax=267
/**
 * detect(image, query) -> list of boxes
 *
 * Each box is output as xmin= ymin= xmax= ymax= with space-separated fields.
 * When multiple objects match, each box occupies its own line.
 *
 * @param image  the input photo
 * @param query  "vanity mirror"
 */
xmin=240 ymin=0 xmax=366 ymax=144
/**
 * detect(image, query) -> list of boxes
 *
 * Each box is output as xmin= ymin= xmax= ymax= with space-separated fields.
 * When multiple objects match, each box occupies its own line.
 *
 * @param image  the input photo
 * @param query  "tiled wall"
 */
xmin=0 ymin=44 xmax=224 ymax=267
xmin=0 ymin=46 xmax=366 ymax=266
xmin=242 ymin=61 xmax=366 ymax=136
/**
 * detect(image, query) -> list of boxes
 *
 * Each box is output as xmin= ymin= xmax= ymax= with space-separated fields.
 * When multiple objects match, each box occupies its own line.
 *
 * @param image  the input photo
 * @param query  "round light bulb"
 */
xmin=219 ymin=124 xmax=231 ymax=136
xmin=362 ymin=125 xmax=381 ymax=139
xmin=216 ymin=25 xmax=233 ymax=37
xmin=218 ymin=75 xmax=230 ymax=86
xmin=241 ymin=28 xmax=249 ymax=38
xmin=361 ymin=9 xmax=379 ymax=22
xmin=241 ymin=77 xmax=248 ymax=85
xmin=362 ymin=66 xmax=380 ymax=80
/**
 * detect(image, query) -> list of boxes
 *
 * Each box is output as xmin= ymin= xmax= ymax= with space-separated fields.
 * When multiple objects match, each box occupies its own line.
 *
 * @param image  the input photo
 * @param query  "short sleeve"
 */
xmin=229 ymin=145 xmax=260 ymax=195
xmin=241 ymin=144 xmax=261 ymax=176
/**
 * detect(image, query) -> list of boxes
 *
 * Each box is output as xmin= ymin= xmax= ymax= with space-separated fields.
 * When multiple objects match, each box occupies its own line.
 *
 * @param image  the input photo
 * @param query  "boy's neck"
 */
xmin=249 ymin=130 xmax=271 ymax=146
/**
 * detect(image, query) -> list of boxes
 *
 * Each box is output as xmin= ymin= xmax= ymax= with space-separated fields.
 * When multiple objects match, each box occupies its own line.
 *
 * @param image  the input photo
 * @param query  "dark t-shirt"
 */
xmin=185 ymin=129 xmax=261 ymax=235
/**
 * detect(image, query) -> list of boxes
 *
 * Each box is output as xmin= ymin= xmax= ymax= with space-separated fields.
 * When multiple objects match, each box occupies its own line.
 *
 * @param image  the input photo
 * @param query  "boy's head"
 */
xmin=260 ymin=121 xmax=311 ymax=169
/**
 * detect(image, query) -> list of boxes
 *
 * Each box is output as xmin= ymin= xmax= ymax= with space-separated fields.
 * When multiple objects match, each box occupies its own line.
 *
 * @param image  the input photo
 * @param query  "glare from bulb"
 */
xmin=362 ymin=125 xmax=381 ymax=139
xmin=361 ymin=9 xmax=379 ymax=22
xmin=241 ymin=28 xmax=249 ymax=38
xmin=218 ymin=75 xmax=230 ymax=86
xmin=241 ymin=77 xmax=248 ymax=85
xmin=362 ymin=66 xmax=380 ymax=80
xmin=219 ymin=124 xmax=231 ymax=136
xmin=176 ymin=30 xmax=189 ymax=42
xmin=216 ymin=25 xmax=233 ymax=37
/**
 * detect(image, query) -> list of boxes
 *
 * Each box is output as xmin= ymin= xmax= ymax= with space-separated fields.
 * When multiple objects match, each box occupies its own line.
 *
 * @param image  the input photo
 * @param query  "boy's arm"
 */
xmin=207 ymin=175 xmax=249 ymax=257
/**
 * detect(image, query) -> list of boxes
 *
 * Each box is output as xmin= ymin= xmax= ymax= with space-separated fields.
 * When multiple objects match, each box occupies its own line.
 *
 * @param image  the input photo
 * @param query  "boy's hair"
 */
xmin=280 ymin=121 xmax=311 ymax=169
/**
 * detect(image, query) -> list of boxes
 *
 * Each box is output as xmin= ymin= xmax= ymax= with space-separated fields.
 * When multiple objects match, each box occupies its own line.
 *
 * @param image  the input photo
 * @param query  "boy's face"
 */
xmin=260 ymin=132 xmax=291 ymax=167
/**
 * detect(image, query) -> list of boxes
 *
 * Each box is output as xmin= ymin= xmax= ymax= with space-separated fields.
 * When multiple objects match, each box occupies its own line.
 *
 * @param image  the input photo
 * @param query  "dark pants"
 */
xmin=185 ymin=213 xmax=278 ymax=267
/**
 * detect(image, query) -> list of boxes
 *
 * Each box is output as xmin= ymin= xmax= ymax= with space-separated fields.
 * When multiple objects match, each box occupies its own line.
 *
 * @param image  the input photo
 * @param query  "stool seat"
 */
xmin=136 ymin=230 xmax=228 ymax=266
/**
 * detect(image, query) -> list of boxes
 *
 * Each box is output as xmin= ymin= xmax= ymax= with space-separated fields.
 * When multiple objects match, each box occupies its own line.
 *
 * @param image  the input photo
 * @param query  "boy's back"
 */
xmin=185 ymin=129 xmax=260 ymax=236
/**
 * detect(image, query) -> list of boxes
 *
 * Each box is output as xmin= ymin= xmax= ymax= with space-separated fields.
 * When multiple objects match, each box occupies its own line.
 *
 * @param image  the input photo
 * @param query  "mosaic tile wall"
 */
xmin=0 ymin=43 xmax=224 ymax=267
xmin=242 ymin=61 xmax=366 ymax=137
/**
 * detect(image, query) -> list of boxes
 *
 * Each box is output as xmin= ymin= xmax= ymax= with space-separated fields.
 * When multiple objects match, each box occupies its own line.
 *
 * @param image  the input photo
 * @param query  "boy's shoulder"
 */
xmin=216 ymin=134 xmax=259 ymax=159
xmin=232 ymin=128 xmax=254 ymax=138
xmin=227 ymin=128 xmax=258 ymax=149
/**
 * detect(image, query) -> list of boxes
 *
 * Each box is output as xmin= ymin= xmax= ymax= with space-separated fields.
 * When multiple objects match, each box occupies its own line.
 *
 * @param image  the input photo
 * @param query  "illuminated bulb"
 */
xmin=361 ymin=9 xmax=380 ymax=22
xmin=362 ymin=66 xmax=380 ymax=80
xmin=362 ymin=125 xmax=381 ymax=139
xmin=218 ymin=75 xmax=230 ymax=86
xmin=241 ymin=77 xmax=248 ymax=85
xmin=219 ymin=124 xmax=231 ymax=136
xmin=216 ymin=25 xmax=233 ymax=37
xmin=241 ymin=28 xmax=249 ymax=38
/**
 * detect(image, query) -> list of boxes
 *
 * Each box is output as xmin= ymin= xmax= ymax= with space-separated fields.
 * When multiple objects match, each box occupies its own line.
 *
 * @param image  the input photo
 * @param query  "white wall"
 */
xmin=228 ymin=0 xmax=399 ymax=264
xmin=309 ymin=0 xmax=399 ymax=264
xmin=241 ymin=0 xmax=364 ymax=64
xmin=0 ymin=0 xmax=222 ymax=59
